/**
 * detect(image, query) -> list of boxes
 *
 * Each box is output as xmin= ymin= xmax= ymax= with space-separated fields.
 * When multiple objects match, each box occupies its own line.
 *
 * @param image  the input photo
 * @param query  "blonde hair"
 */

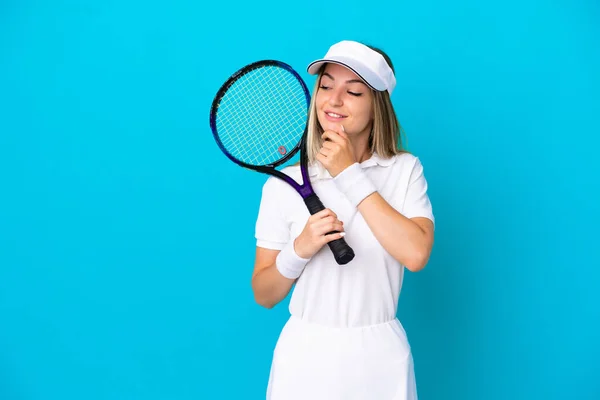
xmin=304 ymin=45 xmax=408 ymax=164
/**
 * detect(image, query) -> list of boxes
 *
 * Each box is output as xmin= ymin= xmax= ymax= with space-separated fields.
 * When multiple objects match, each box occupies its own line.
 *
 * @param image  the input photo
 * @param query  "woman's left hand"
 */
xmin=316 ymin=125 xmax=356 ymax=177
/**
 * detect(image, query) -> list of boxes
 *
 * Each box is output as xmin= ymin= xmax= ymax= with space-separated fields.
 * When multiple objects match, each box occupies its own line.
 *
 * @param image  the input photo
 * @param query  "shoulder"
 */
xmin=376 ymin=152 xmax=431 ymax=196
xmin=384 ymin=152 xmax=424 ymax=176
xmin=280 ymin=164 xmax=304 ymax=181
xmin=392 ymin=151 xmax=420 ymax=165
xmin=259 ymin=165 xmax=302 ymax=198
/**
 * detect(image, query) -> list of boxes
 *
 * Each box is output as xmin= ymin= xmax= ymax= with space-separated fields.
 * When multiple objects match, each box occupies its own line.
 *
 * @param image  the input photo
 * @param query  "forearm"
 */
xmin=333 ymin=162 xmax=432 ymax=271
xmin=252 ymin=241 xmax=309 ymax=308
xmin=251 ymin=265 xmax=295 ymax=309
xmin=357 ymin=193 xmax=430 ymax=271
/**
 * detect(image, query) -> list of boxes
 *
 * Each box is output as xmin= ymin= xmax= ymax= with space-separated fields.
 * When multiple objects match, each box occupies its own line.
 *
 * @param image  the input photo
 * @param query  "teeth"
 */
xmin=327 ymin=112 xmax=344 ymax=118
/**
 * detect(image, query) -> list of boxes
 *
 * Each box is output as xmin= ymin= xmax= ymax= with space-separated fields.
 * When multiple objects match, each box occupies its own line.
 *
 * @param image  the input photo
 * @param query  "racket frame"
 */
xmin=209 ymin=59 xmax=355 ymax=264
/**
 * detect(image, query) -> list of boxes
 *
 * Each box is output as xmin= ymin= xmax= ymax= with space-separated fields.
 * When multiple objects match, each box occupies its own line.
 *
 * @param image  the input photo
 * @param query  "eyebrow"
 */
xmin=322 ymin=72 xmax=366 ymax=86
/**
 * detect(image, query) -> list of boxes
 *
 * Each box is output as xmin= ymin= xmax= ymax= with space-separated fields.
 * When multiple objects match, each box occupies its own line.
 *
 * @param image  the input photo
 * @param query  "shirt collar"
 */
xmin=308 ymin=152 xmax=397 ymax=180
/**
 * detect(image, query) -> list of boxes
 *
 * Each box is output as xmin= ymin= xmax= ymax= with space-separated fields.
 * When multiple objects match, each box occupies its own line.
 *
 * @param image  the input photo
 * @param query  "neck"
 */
xmin=350 ymin=129 xmax=373 ymax=163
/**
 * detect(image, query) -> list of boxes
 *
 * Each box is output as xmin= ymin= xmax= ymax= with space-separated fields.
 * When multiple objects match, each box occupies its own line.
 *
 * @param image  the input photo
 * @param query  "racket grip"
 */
xmin=304 ymin=194 xmax=355 ymax=265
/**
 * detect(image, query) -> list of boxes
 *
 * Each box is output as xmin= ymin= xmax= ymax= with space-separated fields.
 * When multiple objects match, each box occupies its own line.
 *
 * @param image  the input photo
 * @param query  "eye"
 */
xmin=348 ymin=91 xmax=362 ymax=97
xmin=319 ymin=85 xmax=331 ymax=90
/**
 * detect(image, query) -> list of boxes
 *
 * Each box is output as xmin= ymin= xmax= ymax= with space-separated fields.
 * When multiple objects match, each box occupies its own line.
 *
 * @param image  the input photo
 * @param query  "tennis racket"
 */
xmin=209 ymin=60 xmax=355 ymax=265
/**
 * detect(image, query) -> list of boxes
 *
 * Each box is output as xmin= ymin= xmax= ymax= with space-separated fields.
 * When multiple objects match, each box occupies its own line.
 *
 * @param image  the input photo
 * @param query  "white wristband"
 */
xmin=333 ymin=163 xmax=377 ymax=207
xmin=276 ymin=240 xmax=310 ymax=280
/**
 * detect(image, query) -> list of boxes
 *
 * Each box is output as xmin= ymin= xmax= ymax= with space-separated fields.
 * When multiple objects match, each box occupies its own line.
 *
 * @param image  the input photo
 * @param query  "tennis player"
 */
xmin=251 ymin=40 xmax=435 ymax=400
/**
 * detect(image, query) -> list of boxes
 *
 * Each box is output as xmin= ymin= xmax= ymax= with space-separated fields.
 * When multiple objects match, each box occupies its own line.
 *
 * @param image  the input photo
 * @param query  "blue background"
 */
xmin=1 ymin=0 xmax=599 ymax=399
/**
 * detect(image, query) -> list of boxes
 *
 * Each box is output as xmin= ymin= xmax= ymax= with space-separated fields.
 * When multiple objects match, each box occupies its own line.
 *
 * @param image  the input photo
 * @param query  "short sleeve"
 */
xmin=402 ymin=157 xmax=435 ymax=227
xmin=254 ymin=177 xmax=291 ymax=250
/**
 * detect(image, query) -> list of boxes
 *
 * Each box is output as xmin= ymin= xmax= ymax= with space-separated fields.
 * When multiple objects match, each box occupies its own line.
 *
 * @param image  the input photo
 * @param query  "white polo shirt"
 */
xmin=255 ymin=152 xmax=434 ymax=328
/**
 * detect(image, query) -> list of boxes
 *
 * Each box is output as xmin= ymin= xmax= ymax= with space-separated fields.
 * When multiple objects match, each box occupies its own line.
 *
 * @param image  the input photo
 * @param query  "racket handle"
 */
xmin=304 ymin=194 xmax=355 ymax=265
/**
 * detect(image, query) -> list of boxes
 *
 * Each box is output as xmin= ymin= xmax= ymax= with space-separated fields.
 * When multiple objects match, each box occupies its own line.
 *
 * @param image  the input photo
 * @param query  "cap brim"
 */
xmin=306 ymin=56 xmax=387 ymax=92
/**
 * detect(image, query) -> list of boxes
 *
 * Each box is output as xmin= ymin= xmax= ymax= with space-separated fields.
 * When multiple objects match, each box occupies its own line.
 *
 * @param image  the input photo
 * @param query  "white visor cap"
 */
xmin=307 ymin=40 xmax=396 ymax=95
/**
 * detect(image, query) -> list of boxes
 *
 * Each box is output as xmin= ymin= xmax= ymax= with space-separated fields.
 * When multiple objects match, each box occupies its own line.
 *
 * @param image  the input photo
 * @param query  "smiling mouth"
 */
xmin=325 ymin=111 xmax=347 ymax=118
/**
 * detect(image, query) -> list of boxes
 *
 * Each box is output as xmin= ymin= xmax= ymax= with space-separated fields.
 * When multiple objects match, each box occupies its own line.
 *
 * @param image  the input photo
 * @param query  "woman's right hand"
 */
xmin=293 ymin=208 xmax=345 ymax=259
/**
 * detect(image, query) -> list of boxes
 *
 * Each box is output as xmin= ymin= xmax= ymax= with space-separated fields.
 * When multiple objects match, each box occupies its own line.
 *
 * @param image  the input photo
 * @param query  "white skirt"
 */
xmin=266 ymin=315 xmax=418 ymax=400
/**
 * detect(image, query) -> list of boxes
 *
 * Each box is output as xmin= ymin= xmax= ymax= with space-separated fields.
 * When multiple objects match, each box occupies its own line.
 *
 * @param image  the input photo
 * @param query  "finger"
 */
xmin=310 ymin=208 xmax=336 ymax=220
xmin=324 ymin=208 xmax=338 ymax=219
xmin=323 ymin=215 xmax=343 ymax=225
xmin=324 ymin=231 xmax=346 ymax=243
xmin=319 ymin=146 xmax=333 ymax=156
xmin=315 ymin=208 xmax=337 ymax=220
xmin=309 ymin=216 xmax=334 ymax=228
xmin=314 ymin=221 xmax=344 ymax=235
xmin=321 ymin=130 xmax=335 ymax=142
xmin=310 ymin=209 xmax=330 ymax=220
xmin=321 ymin=140 xmax=338 ymax=150
xmin=318 ymin=215 xmax=336 ymax=224
xmin=321 ymin=130 xmax=345 ymax=144
xmin=313 ymin=218 xmax=341 ymax=231
xmin=309 ymin=214 xmax=337 ymax=227
xmin=322 ymin=130 xmax=343 ymax=143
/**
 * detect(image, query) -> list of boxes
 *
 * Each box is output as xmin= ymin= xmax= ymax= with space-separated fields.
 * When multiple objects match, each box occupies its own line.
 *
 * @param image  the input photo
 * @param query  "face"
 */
xmin=315 ymin=63 xmax=374 ymax=137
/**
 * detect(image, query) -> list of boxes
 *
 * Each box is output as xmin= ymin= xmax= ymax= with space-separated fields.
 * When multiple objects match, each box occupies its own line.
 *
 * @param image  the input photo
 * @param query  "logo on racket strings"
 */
xmin=278 ymin=146 xmax=287 ymax=155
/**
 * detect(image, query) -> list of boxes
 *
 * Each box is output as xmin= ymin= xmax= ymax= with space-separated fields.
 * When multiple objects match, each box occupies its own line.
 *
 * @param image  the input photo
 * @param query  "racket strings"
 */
xmin=218 ymin=68 xmax=304 ymax=164
xmin=215 ymin=66 xmax=308 ymax=166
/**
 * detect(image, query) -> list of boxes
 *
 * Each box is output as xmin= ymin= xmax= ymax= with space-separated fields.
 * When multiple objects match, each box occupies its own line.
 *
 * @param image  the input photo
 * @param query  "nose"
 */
xmin=327 ymin=88 xmax=343 ymax=107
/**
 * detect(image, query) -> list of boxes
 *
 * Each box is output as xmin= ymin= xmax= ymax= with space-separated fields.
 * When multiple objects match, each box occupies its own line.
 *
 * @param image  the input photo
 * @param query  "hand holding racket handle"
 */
xmin=304 ymin=194 xmax=355 ymax=265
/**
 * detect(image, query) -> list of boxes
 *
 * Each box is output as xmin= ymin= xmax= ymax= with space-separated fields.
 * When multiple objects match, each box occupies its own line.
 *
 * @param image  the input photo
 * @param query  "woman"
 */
xmin=251 ymin=40 xmax=435 ymax=400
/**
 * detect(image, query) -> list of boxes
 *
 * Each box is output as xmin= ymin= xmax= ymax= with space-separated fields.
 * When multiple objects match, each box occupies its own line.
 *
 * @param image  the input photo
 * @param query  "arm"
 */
xmin=251 ymin=247 xmax=296 ymax=309
xmin=333 ymin=161 xmax=434 ymax=272
xmin=356 ymin=194 xmax=434 ymax=272
xmin=252 ymin=177 xmax=299 ymax=309
xmin=252 ymin=200 xmax=345 ymax=309
xmin=318 ymin=127 xmax=435 ymax=272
